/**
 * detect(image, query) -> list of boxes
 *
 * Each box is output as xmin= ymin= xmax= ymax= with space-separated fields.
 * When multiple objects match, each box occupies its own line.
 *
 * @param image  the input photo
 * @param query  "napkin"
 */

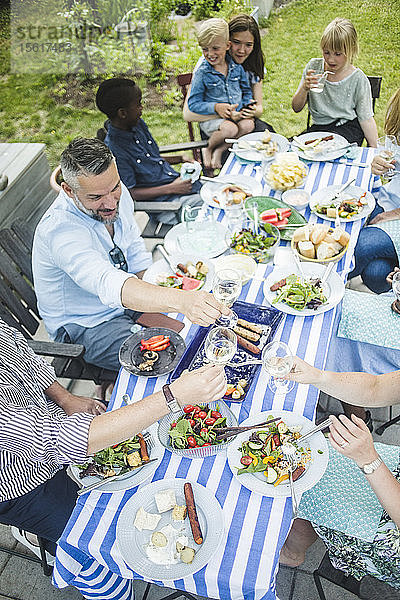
xmin=337 ymin=289 xmax=400 ymax=350
xmin=298 ymin=443 xmax=400 ymax=542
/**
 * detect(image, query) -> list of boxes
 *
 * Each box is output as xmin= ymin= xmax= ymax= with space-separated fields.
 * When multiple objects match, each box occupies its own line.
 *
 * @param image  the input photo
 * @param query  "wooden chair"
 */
xmin=307 ymin=75 xmax=383 ymax=129
xmin=0 ymin=219 xmax=117 ymax=387
xmin=177 ymin=72 xmax=208 ymax=165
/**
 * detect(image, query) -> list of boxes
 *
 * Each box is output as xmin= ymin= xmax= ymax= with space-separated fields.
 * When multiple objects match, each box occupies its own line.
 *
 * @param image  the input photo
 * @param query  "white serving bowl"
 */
xmin=281 ymin=189 xmax=310 ymax=211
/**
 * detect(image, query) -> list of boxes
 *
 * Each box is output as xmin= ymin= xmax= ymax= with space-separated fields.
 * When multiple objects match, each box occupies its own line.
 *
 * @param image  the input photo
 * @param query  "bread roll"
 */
xmin=310 ymin=224 xmax=329 ymax=245
xmin=316 ymin=241 xmax=337 ymax=260
xmin=298 ymin=241 xmax=315 ymax=259
xmin=331 ymin=227 xmax=350 ymax=247
xmin=262 ymin=130 xmax=272 ymax=144
xmin=292 ymin=225 xmax=311 ymax=243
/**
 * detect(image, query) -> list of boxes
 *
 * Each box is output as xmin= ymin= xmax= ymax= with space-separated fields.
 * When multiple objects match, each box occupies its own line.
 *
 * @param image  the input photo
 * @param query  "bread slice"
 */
xmin=331 ymin=227 xmax=350 ymax=247
xmin=298 ymin=241 xmax=315 ymax=259
xmin=316 ymin=241 xmax=337 ymax=260
xmin=326 ymin=207 xmax=337 ymax=219
xmin=292 ymin=225 xmax=311 ymax=243
xmin=310 ymin=224 xmax=329 ymax=245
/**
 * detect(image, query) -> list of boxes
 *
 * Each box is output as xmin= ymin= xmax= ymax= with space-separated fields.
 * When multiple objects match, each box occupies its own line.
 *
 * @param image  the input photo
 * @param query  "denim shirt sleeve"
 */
xmin=187 ymin=68 xmax=218 ymax=115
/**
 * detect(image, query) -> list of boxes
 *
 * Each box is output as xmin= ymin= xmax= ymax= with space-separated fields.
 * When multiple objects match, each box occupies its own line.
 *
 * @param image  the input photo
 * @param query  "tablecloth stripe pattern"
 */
xmin=53 ymin=148 xmax=379 ymax=600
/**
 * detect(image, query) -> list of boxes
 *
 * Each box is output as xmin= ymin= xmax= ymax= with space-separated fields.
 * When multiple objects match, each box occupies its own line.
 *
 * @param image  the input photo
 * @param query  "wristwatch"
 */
xmin=359 ymin=457 xmax=382 ymax=475
xmin=162 ymin=384 xmax=180 ymax=413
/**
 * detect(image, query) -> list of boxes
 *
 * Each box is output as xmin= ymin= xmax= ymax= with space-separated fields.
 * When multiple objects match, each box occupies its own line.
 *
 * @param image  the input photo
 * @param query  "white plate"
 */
xmin=200 ymin=174 xmax=262 ymax=209
xmin=227 ymin=410 xmax=329 ymax=497
xmin=263 ymin=263 xmax=345 ymax=316
xmin=164 ymin=222 xmax=228 ymax=258
xmin=309 ymin=185 xmax=375 ymax=223
xmin=291 ymin=131 xmax=349 ymax=161
xmin=143 ymin=254 xmax=215 ymax=292
xmin=70 ymin=439 xmax=163 ymax=493
xmin=233 ymin=132 xmax=290 ymax=163
xmin=116 ymin=478 xmax=224 ymax=580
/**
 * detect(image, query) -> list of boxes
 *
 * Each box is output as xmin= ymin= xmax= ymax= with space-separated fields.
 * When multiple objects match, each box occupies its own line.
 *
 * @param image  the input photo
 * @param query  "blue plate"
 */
xmin=170 ymin=300 xmax=283 ymax=403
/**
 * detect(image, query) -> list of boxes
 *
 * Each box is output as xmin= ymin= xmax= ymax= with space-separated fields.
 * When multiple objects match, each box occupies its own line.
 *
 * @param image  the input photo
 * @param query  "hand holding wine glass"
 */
xmin=212 ymin=269 xmax=242 ymax=328
xmin=262 ymin=341 xmax=295 ymax=395
xmin=203 ymin=326 xmax=237 ymax=390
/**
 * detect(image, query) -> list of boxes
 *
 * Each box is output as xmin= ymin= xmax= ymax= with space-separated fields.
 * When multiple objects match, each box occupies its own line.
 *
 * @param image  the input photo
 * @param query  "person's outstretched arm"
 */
xmin=285 ymin=356 xmax=400 ymax=407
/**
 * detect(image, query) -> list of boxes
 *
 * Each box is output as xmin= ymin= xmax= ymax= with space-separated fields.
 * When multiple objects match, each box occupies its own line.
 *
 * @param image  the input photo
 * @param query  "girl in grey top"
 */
xmin=292 ymin=17 xmax=378 ymax=147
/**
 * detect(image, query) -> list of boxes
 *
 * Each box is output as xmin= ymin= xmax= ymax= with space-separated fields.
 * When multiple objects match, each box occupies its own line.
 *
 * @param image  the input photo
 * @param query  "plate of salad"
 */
xmin=227 ymin=410 xmax=329 ymax=497
xmin=227 ymin=222 xmax=280 ymax=263
xmin=143 ymin=254 xmax=215 ymax=292
xmin=263 ymin=263 xmax=345 ymax=316
xmin=309 ymin=185 xmax=375 ymax=222
xmin=244 ymin=196 xmax=307 ymax=241
xmin=70 ymin=433 xmax=163 ymax=492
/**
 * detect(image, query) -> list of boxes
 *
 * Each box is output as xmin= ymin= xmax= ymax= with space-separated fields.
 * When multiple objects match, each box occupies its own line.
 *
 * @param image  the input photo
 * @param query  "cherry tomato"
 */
xmin=183 ymin=405 xmax=195 ymax=414
xmin=171 ymin=422 xmax=177 ymax=428
xmin=240 ymin=455 xmax=253 ymax=466
xmin=187 ymin=436 xmax=197 ymax=447
xmin=193 ymin=406 xmax=201 ymax=413
xmin=187 ymin=419 xmax=195 ymax=427
xmin=204 ymin=417 xmax=216 ymax=426
xmin=200 ymin=427 xmax=208 ymax=434
xmin=211 ymin=411 xmax=222 ymax=419
xmin=198 ymin=410 xmax=207 ymax=420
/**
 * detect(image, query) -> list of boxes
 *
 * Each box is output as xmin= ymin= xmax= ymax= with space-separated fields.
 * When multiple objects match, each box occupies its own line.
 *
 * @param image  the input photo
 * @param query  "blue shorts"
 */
xmin=55 ymin=310 xmax=142 ymax=372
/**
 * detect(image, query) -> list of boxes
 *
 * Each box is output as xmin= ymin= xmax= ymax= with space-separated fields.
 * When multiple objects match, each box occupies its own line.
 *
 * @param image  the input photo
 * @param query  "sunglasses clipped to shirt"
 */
xmin=109 ymin=244 xmax=128 ymax=272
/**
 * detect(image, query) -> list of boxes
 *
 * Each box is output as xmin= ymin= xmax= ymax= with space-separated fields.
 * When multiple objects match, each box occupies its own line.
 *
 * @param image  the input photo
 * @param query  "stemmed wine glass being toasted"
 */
xmin=203 ymin=326 xmax=237 ymax=388
xmin=262 ymin=340 xmax=295 ymax=395
xmin=212 ymin=268 xmax=242 ymax=328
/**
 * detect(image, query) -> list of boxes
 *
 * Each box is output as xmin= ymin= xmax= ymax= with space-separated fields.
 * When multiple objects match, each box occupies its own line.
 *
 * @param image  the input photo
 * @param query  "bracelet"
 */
xmin=162 ymin=384 xmax=180 ymax=413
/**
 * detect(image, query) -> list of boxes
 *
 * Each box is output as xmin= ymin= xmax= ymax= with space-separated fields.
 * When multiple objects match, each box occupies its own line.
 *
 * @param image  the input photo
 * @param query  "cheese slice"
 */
xmin=155 ymin=488 xmax=177 ymax=513
xmin=134 ymin=506 xmax=162 ymax=531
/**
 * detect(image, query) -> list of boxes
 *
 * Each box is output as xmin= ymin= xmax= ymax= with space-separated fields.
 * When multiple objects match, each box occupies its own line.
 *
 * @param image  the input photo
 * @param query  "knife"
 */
xmin=77 ymin=459 xmax=159 ymax=495
xmin=156 ymin=244 xmax=181 ymax=275
xmin=327 ymin=177 xmax=356 ymax=204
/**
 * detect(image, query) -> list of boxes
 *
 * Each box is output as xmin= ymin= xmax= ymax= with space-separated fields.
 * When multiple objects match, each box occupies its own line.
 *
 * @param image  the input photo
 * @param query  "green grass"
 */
xmin=0 ymin=0 xmax=399 ymax=168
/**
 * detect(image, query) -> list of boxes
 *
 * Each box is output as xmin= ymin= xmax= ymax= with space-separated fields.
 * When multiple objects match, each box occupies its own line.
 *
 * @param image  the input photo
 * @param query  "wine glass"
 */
xmin=377 ymin=135 xmax=397 ymax=181
xmin=212 ymin=269 xmax=242 ymax=328
xmin=262 ymin=341 xmax=294 ymax=395
xmin=203 ymin=326 xmax=237 ymax=389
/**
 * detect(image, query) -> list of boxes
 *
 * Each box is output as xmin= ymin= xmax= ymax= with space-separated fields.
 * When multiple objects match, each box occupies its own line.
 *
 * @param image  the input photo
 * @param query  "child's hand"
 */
xmin=215 ymin=103 xmax=238 ymax=119
xmin=240 ymin=105 xmax=257 ymax=119
xmin=303 ymin=69 xmax=319 ymax=92
xmin=167 ymin=177 xmax=193 ymax=195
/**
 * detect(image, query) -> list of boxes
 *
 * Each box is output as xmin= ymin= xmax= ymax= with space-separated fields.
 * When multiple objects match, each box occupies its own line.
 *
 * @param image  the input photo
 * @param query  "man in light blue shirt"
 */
xmin=33 ymin=138 xmax=228 ymax=371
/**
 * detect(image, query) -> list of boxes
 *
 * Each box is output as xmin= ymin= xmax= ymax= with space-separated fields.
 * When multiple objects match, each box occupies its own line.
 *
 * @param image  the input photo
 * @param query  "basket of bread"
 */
xmin=291 ymin=223 xmax=350 ymax=263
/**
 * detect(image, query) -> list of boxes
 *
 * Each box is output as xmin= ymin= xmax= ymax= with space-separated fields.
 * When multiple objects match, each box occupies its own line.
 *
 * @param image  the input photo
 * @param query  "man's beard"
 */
xmin=73 ymin=194 xmax=120 ymax=224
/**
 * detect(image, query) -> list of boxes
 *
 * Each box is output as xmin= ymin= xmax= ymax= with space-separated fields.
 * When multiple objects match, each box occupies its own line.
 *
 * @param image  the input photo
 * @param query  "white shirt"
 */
xmin=32 ymin=183 xmax=152 ymax=338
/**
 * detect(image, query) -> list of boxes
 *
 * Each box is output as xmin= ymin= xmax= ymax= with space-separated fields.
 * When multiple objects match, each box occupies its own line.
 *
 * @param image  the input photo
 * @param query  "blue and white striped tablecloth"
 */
xmin=53 ymin=149 xmax=380 ymax=600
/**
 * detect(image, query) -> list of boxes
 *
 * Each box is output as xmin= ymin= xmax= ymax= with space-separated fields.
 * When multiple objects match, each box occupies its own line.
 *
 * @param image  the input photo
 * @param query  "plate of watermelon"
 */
xmin=244 ymin=196 xmax=307 ymax=241
xmin=143 ymin=255 xmax=215 ymax=292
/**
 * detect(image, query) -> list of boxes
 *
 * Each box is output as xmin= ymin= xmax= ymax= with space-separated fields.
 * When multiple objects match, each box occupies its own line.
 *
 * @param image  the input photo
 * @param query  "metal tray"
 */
xmin=170 ymin=300 xmax=283 ymax=403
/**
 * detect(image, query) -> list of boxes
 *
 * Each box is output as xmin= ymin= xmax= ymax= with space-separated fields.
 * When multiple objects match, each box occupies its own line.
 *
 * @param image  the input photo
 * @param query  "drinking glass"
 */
xmin=182 ymin=204 xmax=203 ymax=233
xmin=212 ymin=268 xmax=242 ymax=328
xmin=377 ymin=135 xmax=397 ymax=180
xmin=204 ymin=326 xmax=237 ymax=366
xmin=262 ymin=341 xmax=294 ymax=395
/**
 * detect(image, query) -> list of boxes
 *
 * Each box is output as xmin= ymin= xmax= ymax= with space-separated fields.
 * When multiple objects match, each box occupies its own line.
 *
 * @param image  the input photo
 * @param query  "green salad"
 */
xmin=230 ymin=224 xmax=278 ymax=261
xmin=272 ymin=274 xmax=327 ymax=311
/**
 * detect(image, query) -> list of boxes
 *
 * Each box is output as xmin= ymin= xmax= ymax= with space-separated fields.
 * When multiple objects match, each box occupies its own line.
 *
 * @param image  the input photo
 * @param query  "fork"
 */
xmin=297 ymin=418 xmax=332 ymax=442
xmin=281 ymin=444 xmax=298 ymax=518
xmin=334 ymin=205 xmax=341 ymax=230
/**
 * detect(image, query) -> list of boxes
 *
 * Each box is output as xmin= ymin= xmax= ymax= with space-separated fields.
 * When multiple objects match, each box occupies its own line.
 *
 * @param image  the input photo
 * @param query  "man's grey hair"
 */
xmin=60 ymin=138 xmax=115 ymax=191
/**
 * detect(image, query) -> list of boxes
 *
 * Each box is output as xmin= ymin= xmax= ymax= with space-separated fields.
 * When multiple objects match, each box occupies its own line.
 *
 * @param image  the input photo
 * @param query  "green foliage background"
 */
xmin=0 ymin=0 xmax=398 ymax=167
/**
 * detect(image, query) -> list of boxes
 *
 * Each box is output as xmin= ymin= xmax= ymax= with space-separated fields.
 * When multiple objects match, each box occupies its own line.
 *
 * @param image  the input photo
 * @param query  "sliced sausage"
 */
xmin=184 ymin=482 xmax=203 ymax=545
xmin=137 ymin=433 xmax=149 ymax=462
xmin=292 ymin=465 xmax=306 ymax=481
xmin=270 ymin=278 xmax=286 ymax=292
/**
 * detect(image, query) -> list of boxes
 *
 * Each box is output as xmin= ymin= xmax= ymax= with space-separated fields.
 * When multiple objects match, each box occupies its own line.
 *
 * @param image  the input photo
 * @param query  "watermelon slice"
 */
xmin=181 ymin=276 xmax=204 ymax=291
xmin=260 ymin=209 xmax=278 ymax=223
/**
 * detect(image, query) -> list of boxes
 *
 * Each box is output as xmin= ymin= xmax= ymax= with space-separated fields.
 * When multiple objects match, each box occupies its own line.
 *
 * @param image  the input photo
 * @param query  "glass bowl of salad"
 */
xmin=226 ymin=219 xmax=280 ymax=263
xmin=157 ymin=399 xmax=238 ymax=458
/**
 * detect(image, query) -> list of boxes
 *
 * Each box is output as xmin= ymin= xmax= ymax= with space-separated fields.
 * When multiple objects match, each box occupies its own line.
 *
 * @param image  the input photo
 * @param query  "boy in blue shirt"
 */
xmin=188 ymin=18 xmax=256 ymax=170
xmin=96 ymin=78 xmax=202 ymax=225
